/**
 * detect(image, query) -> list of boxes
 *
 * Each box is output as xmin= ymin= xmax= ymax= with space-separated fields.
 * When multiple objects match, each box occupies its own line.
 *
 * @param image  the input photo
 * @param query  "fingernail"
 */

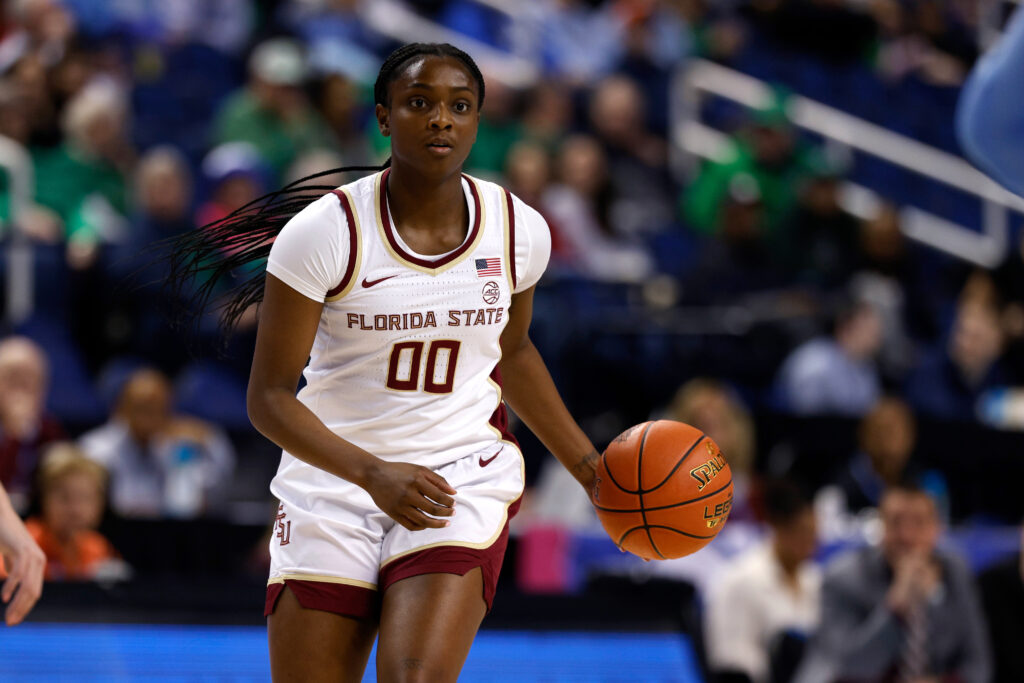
xmin=444 ymin=521 xmax=451 ymax=527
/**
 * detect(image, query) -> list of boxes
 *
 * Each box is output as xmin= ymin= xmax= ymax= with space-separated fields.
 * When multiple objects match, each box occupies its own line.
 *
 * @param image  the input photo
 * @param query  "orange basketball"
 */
xmin=592 ymin=420 xmax=733 ymax=560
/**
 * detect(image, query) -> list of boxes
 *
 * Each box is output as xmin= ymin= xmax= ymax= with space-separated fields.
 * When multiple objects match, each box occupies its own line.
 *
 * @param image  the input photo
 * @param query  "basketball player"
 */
xmin=171 ymin=44 xmax=600 ymax=682
xmin=957 ymin=6 xmax=1024 ymax=196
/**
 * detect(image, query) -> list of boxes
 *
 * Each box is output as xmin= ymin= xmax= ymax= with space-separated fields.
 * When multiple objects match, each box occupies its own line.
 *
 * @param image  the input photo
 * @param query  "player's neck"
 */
xmin=386 ymin=165 xmax=468 ymax=248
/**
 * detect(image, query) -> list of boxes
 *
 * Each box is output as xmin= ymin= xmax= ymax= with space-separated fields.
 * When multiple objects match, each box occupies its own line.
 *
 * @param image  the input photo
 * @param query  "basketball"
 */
xmin=592 ymin=420 xmax=733 ymax=560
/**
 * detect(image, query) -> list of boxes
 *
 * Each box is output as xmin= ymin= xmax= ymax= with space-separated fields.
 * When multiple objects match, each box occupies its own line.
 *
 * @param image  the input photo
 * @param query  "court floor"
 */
xmin=0 ymin=623 xmax=702 ymax=682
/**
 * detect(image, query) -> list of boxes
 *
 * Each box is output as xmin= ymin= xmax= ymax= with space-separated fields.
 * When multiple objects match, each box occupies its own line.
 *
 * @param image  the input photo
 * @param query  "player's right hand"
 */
xmin=2 ymin=536 xmax=45 ymax=626
xmin=364 ymin=462 xmax=457 ymax=531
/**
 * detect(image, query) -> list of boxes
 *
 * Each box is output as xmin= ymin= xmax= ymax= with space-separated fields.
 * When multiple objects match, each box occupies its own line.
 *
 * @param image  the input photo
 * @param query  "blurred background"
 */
xmin=0 ymin=0 xmax=1022 ymax=681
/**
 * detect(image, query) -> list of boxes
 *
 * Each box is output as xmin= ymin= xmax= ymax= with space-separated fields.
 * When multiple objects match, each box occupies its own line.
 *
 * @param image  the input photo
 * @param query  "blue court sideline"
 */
xmin=0 ymin=624 xmax=703 ymax=682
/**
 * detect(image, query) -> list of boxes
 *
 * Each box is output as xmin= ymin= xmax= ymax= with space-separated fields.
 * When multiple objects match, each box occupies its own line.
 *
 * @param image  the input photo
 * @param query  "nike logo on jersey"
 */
xmin=361 ymin=274 xmax=398 ymax=288
xmin=479 ymin=449 xmax=501 ymax=468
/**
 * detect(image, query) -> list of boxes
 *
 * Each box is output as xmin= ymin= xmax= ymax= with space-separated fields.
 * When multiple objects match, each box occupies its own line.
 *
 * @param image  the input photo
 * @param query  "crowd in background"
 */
xmin=0 ymin=1 xmax=1021 ymax=682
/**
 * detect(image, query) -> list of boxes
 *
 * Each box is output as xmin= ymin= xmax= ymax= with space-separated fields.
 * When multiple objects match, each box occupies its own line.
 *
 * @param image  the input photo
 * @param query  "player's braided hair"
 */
xmin=162 ymin=43 xmax=484 ymax=338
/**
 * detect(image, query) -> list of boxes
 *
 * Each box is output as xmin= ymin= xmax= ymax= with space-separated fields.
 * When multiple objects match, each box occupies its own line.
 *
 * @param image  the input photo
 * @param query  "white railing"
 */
xmin=672 ymin=59 xmax=1024 ymax=267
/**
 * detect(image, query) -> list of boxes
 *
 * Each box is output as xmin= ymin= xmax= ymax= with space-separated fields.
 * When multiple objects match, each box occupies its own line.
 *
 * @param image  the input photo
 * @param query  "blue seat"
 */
xmin=174 ymin=360 xmax=250 ymax=430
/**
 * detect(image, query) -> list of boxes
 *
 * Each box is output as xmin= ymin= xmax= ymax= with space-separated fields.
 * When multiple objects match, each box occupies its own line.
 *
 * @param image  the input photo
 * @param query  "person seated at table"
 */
xmin=795 ymin=484 xmax=991 ymax=683
xmin=705 ymin=479 xmax=821 ymax=683
xmin=23 ymin=443 xmax=125 ymax=581
xmin=78 ymin=369 xmax=235 ymax=519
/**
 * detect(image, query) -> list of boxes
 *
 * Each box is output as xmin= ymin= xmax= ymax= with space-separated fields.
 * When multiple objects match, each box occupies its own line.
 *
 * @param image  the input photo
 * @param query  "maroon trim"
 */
xmin=378 ymin=168 xmax=482 ymax=269
xmin=265 ymin=579 xmax=379 ymax=620
xmin=326 ymin=190 xmax=359 ymax=299
xmin=504 ymin=189 xmax=517 ymax=288
xmin=488 ymin=367 xmax=520 ymax=450
xmin=379 ymin=496 xmax=522 ymax=611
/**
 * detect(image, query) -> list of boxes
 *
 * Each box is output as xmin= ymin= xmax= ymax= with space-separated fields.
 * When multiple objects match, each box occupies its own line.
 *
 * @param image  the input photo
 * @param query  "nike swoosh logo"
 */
xmin=361 ymin=274 xmax=398 ymax=288
xmin=479 ymin=449 xmax=501 ymax=468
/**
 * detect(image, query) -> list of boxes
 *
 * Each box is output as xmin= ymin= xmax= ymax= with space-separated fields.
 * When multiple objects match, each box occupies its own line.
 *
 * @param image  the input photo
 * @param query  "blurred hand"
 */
xmin=1 ymin=531 xmax=44 ymax=626
xmin=364 ymin=461 xmax=456 ymax=531
xmin=887 ymin=553 xmax=940 ymax=617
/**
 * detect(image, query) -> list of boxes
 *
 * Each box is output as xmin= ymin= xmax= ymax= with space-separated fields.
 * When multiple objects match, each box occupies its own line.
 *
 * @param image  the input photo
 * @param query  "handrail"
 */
xmin=673 ymin=59 xmax=1021 ymax=267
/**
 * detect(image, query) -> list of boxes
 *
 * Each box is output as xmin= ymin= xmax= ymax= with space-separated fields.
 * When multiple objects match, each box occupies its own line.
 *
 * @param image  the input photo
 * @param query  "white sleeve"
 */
xmin=705 ymin=573 xmax=767 ymax=680
xmin=512 ymin=196 xmax=552 ymax=293
xmin=266 ymin=193 xmax=349 ymax=302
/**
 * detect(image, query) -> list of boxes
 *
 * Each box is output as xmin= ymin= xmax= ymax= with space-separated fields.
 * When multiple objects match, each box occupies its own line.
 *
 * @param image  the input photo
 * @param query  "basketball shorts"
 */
xmin=265 ymin=441 xmax=524 ymax=620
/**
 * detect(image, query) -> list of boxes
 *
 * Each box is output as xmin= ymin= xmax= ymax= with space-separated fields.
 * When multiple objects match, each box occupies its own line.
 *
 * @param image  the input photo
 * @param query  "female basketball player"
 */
xmin=170 ymin=43 xmax=600 ymax=682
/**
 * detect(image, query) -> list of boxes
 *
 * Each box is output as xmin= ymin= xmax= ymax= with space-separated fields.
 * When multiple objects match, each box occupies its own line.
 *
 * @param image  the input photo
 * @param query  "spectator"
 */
xmin=31 ymin=78 xmax=132 ymax=267
xmin=683 ymin=172 xmax=785 ymax=303
xmin=831 ymin=398 xmax=918 ymax=514
xmin=905 ymin=298 xmax=1008 ymax=421
xmin=795 ymin=484 xmax=991 ymax=683
xmin=978 ymin=524 xmax=1024 ymax=683
xmin=78 ymin=369 xmax=235 ymax=519
xmin=312 ymin=73 xmax=377 ymax=166
xmin=783 ymin=153 xmax=859 ymax=289
xmin=195 ymin=141 xmax=270 ymax=232
xmin=503 ymin=140 xmax=552 ymax=214
xmin=587 ymin=74 xmax=673 ymax=237
xmin=775 ymin=298 xmax=883 ymax=416
xmin=212 ymin=37 xmax=334 ymax=182
xmin=666 ymin=378 xmax=757 ymax=523
xmin=519 ymin=79 xmax=573 ymax=151
xmin=543 ymin=134 xmax=653 ymax=282
xmin=0 ymin=337 xmax=64 ymax=514
xmin=465 ymin=76 xmax=522 ymax=176
xmin=683 ymin=97 xmax=815 ymax=238
xmin=23 ymin=443 xmax=124 ymax=581
xmin=705 ymin=479 xmax=820 ymax=683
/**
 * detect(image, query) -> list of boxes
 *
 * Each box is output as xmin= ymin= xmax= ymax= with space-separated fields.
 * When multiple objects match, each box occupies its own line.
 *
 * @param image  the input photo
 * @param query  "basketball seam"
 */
xmin=642 ymin=434 xmax=707 ymax=494
xmin=617 ymin=523 xmax=716 ymax=544
xmin=635 ymin=423 xmax=665 ymax=560
xmin=592 ymin=477 xmax=734 ymax=514
xmin=642 ymin=524 xmax=717 ymax=540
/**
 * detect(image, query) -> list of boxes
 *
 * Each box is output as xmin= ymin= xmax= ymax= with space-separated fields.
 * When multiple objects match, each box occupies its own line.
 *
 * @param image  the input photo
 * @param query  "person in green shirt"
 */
xmin=212 ymin=38 xmax=335 ymax=183
xmin=31 ymin=79 xmax=132 ymax=266
xmin=682 ymin=97 xmax=817 ymax=244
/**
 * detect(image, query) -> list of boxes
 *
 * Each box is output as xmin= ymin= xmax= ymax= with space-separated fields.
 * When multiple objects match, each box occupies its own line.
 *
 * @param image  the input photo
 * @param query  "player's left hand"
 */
xmin=2 ymin=535 xmax=45 ymax=626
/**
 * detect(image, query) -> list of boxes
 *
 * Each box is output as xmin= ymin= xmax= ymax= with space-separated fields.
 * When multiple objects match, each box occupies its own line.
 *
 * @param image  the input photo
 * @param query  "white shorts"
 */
xmin=265 ymin=440 xmax=524 ymax=619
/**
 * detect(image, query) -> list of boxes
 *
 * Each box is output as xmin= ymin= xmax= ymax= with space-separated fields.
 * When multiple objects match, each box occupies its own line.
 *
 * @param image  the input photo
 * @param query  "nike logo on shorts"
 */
xmin=361 ymin=274 xmax=398 ymax=288
xmin=479 ymin=449 xmax=501 ymax=467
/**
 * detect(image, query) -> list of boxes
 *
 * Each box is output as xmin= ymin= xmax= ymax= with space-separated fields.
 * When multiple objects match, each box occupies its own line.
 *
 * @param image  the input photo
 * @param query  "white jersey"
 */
xmin=265 ymin=169 xmax=550 ymax=485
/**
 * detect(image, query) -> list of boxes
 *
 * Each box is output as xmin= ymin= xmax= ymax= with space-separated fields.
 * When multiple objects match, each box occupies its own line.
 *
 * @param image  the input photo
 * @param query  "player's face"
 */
xmin=377 ymin=56 xmax=480 ymax=177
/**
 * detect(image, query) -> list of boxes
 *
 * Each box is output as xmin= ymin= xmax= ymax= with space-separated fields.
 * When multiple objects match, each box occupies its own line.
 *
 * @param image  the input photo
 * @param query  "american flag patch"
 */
xmin=475 ymin=257 xmax=502 ymax=277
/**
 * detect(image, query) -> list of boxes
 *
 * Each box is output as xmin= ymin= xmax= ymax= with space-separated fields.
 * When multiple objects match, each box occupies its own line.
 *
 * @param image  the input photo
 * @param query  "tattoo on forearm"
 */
xmin=572 ymin=450 xmax=600 ymax=477
xmin=401 ymin=658 xmax=424 ymax=671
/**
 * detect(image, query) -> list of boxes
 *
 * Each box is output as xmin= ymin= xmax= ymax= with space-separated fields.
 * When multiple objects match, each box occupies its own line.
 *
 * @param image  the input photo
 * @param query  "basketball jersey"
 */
xmin=265 ymin=169 xmax=550 ymax=483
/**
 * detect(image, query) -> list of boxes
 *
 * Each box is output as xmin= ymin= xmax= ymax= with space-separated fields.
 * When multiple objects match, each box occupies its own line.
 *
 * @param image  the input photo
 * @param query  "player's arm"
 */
xmin=498 ymin=285 xmax=599 ymax=495
xmin=0 ymin=482 xmax=44 ymax=625
xmin=247 ymin=274 xmax=456 ymax=531
xmin=957 ymin=7 xmax=1024 ymax=196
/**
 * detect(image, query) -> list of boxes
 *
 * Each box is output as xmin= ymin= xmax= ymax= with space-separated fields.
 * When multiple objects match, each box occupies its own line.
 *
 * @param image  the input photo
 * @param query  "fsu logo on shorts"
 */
xmin=481 ymin=281 xmax=500 ymax=305
xmin=274 ymin=503 xmax=292 ymax=546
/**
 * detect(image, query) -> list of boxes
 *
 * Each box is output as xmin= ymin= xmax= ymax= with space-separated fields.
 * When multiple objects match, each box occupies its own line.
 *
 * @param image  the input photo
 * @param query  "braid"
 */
xmin=162 ymin=43 xmax=485 ymax=342
xmin=161 ymin=164 xmax=382 ymax=339
xmin=374 ymin=43 xmax=485 ymax=108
